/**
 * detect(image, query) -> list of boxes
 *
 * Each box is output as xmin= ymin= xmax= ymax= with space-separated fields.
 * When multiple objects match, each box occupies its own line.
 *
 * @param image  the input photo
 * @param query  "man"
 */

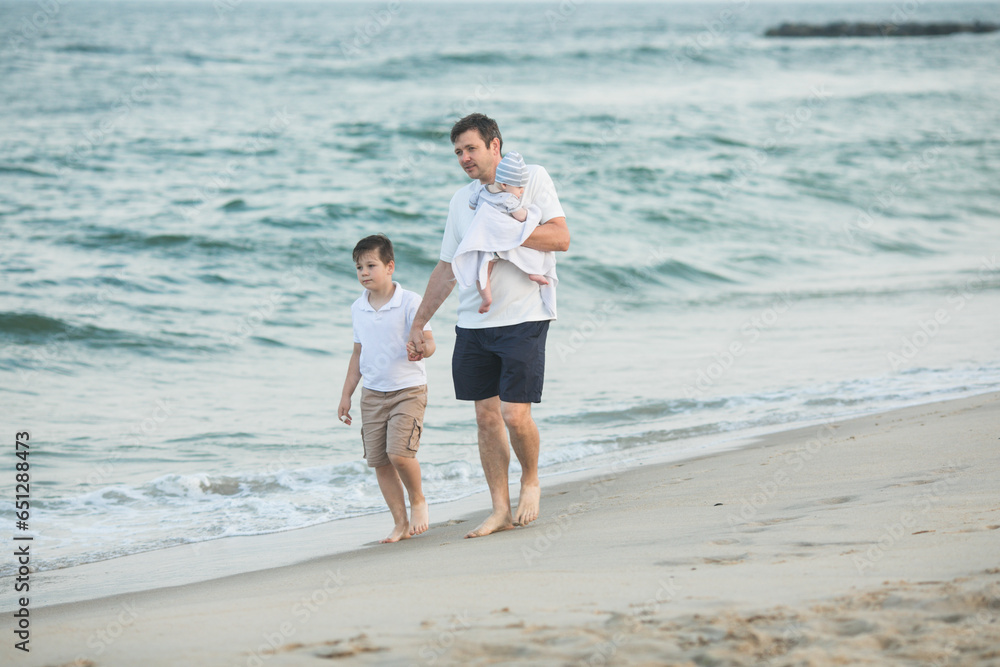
xmin=407 ymin=113 xmax=570 ymax=538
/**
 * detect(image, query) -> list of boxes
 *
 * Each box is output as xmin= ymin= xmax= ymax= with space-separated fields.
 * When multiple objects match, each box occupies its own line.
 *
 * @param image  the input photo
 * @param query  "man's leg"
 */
xmin=501 ymin=401 xmax=541 ymax=526
xmin=465 ymin=396 xmax=516 ymax=538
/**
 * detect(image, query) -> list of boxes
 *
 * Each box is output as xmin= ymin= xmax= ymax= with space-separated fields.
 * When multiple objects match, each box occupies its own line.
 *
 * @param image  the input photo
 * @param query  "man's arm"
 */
xmin=521 ymin=216 xmax=570 ymax=252
xmin=407 ymin=260 xmax=455 ymax=358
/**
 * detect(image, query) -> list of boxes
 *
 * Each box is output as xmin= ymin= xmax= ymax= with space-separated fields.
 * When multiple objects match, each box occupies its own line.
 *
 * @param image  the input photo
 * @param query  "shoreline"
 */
xmin=6 ymin=391 xmax=999 ymax=665
xmin=16 ymin=387 xmax=995 ymax=610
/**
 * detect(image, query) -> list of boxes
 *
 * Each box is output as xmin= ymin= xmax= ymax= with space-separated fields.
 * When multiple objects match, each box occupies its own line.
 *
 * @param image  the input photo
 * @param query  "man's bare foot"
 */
xmin=528 ymin=274 xmax=548 ymax=286
xmin=514 ymin=483 xmax=540 ymax=526
xmin=409 ymin=499 xmax=429 ymax=536
xmin=381 ymin=522 xmax=411 ymax=543
xmin=464 ymin=510 xmax=514 ymax=538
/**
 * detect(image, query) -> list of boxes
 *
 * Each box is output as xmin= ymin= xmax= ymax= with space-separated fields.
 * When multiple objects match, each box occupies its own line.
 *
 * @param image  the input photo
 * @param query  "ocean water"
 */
xmin=1 ymin=0 xmax=999 ymax=579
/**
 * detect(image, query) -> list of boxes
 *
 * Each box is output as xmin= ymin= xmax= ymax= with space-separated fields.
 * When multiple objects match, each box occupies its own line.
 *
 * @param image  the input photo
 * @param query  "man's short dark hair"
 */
xmin=353 ymin=234 xmax=394 ymax=265
xmin=450 ymin=113 xmax=502 ymax=153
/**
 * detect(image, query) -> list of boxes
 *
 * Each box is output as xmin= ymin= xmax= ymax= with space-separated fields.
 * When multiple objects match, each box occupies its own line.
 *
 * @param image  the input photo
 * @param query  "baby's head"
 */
xmin=494 ymin=151 xmax=527 ymax=197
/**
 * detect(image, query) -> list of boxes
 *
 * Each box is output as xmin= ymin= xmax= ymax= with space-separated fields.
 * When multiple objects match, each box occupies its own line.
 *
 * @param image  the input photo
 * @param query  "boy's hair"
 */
xmin=450 ymin=113 xmax=502 ymax=153
xmin=353 ymin=234 xmax=394 ymax=265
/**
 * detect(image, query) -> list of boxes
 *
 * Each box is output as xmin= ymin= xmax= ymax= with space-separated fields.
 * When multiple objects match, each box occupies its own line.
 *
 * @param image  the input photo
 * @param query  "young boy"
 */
xmin=339 ymin=234 xmax=435 ymax=543
xmin=460 ymin=150 xmax=557 ymax=314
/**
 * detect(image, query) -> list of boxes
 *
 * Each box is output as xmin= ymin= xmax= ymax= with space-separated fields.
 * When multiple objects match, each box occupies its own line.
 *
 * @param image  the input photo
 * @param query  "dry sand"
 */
xmin=6 ymin=392 xmax=999 ymax=666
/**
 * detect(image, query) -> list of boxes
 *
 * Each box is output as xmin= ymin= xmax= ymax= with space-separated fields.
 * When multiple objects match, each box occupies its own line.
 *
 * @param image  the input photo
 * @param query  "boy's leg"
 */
xmin=385 ymin=385 xmax=429 ymax=536
xmin=389 ymin=454 xmax=427 ymax=536
xmin=361 ymin=388 xmax=408 ymax=543
xmin=374 ymin=463 xmax=411 ymax=543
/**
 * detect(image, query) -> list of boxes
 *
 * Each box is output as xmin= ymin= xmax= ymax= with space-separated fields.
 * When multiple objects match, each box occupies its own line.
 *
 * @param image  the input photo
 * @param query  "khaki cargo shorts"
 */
xmin=360 ymin=384 xmax=427 ymax=468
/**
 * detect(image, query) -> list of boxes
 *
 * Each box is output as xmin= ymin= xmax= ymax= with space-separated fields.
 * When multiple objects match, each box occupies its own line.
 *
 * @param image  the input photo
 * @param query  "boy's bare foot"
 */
xmin=409 ymin=499 xmax=429 ymax=536
xmin=381 ymin=522 xmax=411 ymax=543
xmin=528 ymin=274 xmax=548 ymax=286
xmin=478 ymin=297 xmax=492 ymax=314
xmin=514 ymin=483 xmax=540 ymax=526
xmin=464 ymin=510 xmax=514 ymax=538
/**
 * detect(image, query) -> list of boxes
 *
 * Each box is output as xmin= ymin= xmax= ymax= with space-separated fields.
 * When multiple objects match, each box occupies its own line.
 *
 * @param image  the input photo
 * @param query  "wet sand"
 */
xmin=6 ymin=392 xmax=999 ymax=666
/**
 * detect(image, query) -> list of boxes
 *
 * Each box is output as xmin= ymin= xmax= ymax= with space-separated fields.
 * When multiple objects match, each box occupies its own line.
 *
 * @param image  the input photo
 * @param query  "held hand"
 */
xmin=407 ymin=327 xmax=425 ymax=361
xmin=337 ymin=397 xmax=352 ymax=426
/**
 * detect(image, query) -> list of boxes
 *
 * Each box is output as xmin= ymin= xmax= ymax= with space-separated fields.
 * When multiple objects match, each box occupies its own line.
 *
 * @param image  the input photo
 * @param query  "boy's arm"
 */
xmin=338 ymin=343 xmax=362 ymax=425
xmin=510 ymin=207 xmax=528 ymax=222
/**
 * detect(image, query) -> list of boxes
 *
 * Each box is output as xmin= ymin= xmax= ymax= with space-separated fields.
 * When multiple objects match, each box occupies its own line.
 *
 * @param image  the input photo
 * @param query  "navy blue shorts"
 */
xmin=452 ymin=320 xmax=550 ymax=403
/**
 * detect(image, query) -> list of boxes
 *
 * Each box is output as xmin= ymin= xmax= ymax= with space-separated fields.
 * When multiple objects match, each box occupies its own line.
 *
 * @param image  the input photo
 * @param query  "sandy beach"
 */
xmin=8 ymin=392 xmax=999 ymax=666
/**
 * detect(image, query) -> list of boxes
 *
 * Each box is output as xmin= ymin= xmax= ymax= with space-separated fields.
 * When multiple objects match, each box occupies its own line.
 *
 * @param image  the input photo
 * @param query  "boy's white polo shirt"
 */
xmin=352 ymin=282 xmax=431 ymax=392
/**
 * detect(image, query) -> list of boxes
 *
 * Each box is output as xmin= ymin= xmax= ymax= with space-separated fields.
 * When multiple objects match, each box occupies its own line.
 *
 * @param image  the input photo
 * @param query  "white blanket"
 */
xmin=452 ymin=203 xmax=557 ymax=317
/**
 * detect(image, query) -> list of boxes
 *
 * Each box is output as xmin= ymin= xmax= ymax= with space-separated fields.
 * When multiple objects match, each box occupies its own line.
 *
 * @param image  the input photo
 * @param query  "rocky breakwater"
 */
xmin=765 ymin=21 xmax=999 ymax=38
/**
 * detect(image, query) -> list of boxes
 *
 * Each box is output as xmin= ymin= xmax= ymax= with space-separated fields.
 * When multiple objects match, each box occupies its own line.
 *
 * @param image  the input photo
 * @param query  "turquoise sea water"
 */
xmin=1 ymin=1 xmax=999 ymax=580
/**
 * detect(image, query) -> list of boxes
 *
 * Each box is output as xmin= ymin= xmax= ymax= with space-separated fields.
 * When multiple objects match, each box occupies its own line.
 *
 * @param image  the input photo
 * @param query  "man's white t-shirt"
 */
xmin=352 ymin=283 xmax=431 ymax=391
xmin=440 ymin=164 xmax=565 ymax=329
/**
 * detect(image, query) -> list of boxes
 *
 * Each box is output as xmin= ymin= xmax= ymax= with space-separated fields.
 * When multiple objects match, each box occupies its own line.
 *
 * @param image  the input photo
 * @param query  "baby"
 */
xmin=467 ymin=151 xmax=550 ymax=313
